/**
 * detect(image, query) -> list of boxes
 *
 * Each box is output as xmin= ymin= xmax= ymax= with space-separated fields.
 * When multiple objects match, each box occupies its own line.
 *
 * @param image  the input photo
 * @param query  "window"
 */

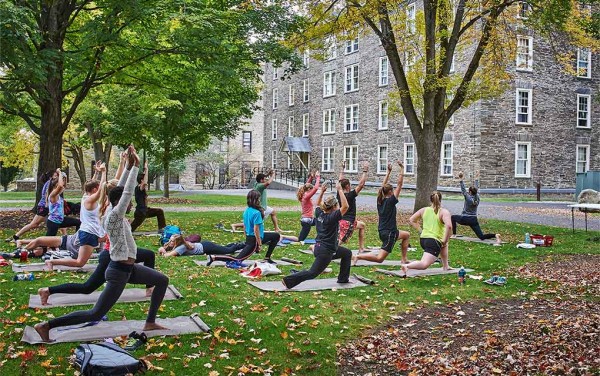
xmin=303 ymin=49 xmax=310 ymax=67
xmin=407 ymin=3 xmax=416 ymax=33
xmin=271 ymin=150 xmax=277 ymax=169
xmin=220 ymin=137 xmax=229 ymax=152
xmin=322 ymin=147 xmax=334 ymax=172
xmin=344 ymin=104 xmax=359 ymax=132
xmin=515 ymin=142 xmax=531 ymax=178
xmin=323 ymin=70 xmax=336 ymax=97
xmin=289 ymin=84 xmax=295 ymax=106
xmin=302 ymin=113 xmax=309 ymax=137
xmin=323 ymin=108 xmax=336 ymax=134
xmin=404 ymin=116 xmax=410 ymax=128
xmin=516 ymin=89 xmax=532 ymax=125
xmin=272 ymin=67 xmax=278 ymax=80
xmin=518 ymin=1 xmax=531 ymax=19
xmin=449 ymin=54 xmax=455 ymax=73
xmin=345 ymin=64 xmax=359 ymax=92
xmin=344 ymin=146 xmax=358 ymax=172
xmin=271 ymin=119 xmax=278 ymax=140
xmin=577 ymin=48 xmax=592 ymax=78
xmin=377 ymin=145 xmax=388 ymax=174
xmin=287 ymin=155 xmax=292 ymax=169
xmin=378 ymin=101 xmax=389 ymax=130
xmin=325 ymin=36 xmax=337 ymax=60
xmin=272 ymin=88 xmax=278 ymax=109
xmin=577 ymin=94 xmax=591 ymax=128
xmin=345 ymin=37 xmax=359 ymax=54
xmin=404 ymin=143 xmax=415 ymax=175
xmin=379 ymin=57 xmax=389 ymax=86
xmin=288 ymin=116 xmax=294 ymax=136
xmin=516 ymin=36 xmax=533 ymax=71
xmin=441 ymin=142 xmax=453 ymax=176
xmin=576 ymin=145 xmax=590 ymax=173
xmin=242 ymin=131 xmax=252 ymax=153
xmin=303 ymin=79 xmax=310 ymax=102
xmin=405 ymin=49 xmax=416 ymax=71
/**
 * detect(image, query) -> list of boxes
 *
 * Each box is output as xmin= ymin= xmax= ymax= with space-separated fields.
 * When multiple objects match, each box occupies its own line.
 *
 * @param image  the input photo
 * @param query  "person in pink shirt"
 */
xmin=285 ymin=170 xmax=321 ymax=243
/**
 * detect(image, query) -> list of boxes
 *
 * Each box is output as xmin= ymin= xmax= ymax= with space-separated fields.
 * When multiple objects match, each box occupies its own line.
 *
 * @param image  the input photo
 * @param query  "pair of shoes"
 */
xmin=484 ymin=276 xmax=507 ymax=286
xmin=124 ymin=331 xmax=147 ymax=351
xmin=206 ymin=255 xmax=214 ymax=267
xmin=4 ymin=235 xmax=18 ymax=243
xmin=215 ymin=223 xmax=224 ymax=230
xmin=289 ymin=269 xmax=299 ymax=275
xmin=434 ymin=258 xmax=442 ymax=264
xmin=263 ymin=258 xmax=277 ymax=265
xmin=225 ymin=260 xmax=245 ymax=269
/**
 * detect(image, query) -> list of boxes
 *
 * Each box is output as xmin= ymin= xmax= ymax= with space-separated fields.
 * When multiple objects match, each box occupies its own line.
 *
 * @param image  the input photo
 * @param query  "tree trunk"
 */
xmin=65 ymin=145 xmax=87 ymax=188
xmin=35 ymin=105 xmax=65 ymax=210
xmin=162 ymin=140 xmax=170 ymax=198
xmin=413 ymin=123 xmax=444 ymax=211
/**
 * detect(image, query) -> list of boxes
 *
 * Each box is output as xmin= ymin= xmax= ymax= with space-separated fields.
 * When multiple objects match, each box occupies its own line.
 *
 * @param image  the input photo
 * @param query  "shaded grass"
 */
xmin=0 ymin=210 xmax=598 ymax=375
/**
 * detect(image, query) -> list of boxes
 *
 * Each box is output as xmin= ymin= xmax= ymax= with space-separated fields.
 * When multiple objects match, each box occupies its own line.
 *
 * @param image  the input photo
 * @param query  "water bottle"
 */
xmin=458 ymin=266 xmax=466 ymax=285
xmin=19 ymin=250 xmax=28 ymax=263
xmin=13 ymin=273 xmax=35 ymax=281
xmin=525 ymin=233 xmax=531 ymax=244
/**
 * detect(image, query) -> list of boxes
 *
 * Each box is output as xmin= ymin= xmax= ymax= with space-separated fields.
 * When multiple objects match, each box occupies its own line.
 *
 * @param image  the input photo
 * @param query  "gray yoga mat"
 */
xmin=132 ymin=231 xmax=161 ymax=236
xmin=12 ymin=262 xmax=97 ymax=273
xmin=340 ymin=259 xmax=407 ymax=267
xmin=28 ymin=285 xmax=184 ymax=309
xmin=248 ymin=275 xmax=369 ymax=292
xmin=298 ymin=249 xmax=379 ymax=256
xmin=21 ymin=313 xmax=210 ymax=344
xmin=451 ymin=235 xmax=505 ymax=245
xmin=193 ymin=258 xmax=294 ymax=267
xmin=376 ymin=267 xmax=474 ymax=278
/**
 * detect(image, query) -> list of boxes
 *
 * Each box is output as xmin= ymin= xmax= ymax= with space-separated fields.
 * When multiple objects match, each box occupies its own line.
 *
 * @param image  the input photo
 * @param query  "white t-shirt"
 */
xmin=174 ymin=243 xmax=204 ymax=256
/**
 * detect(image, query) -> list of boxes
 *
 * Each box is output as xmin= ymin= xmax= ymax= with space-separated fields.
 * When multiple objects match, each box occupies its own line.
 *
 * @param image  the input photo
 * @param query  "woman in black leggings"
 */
xmin=283 ymin=182 xmax=352 ymax=289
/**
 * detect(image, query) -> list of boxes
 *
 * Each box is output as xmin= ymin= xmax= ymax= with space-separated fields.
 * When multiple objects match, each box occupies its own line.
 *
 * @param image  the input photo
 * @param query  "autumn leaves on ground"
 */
xmin=0 ymin=199 xmax=598 ymax=375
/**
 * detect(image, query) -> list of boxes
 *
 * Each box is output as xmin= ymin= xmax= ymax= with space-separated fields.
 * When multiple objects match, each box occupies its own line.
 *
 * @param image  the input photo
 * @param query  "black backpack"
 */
xmin=74 ymin=342 xmax=146 ymax=376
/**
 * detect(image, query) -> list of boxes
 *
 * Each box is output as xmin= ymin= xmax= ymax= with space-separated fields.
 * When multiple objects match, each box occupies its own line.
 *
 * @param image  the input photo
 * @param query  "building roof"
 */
xmin=280 ymin=137 xmax=311 ymax=153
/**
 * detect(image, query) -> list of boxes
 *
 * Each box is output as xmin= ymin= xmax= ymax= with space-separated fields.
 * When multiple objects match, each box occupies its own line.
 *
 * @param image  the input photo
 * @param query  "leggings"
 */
xmin=282 ymin=244 xmax=351 ymax=289
xmin=297 ymin=218 xmax=315 ymax=242
xmin=48 ymin=247 xmax=156 ymax=295
xmin=451 ymin=215 xmax=495 ymax=240
xmin=130 ymin=208 xmax=166 ymax=231
xmin=48 ymin=261 xmax=168 ymax=329
xmin=46 ymin=217 xmax=81 ymax=236
xmin=201 ymin=241 xmax=239 ymax=255
xmin=211 ymin=232 xmax=280 ymax=262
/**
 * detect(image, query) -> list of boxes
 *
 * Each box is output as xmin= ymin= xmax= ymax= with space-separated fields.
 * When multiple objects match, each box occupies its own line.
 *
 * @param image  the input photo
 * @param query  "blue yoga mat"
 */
xmin=303 ymin=239 xmax=316 ymax=244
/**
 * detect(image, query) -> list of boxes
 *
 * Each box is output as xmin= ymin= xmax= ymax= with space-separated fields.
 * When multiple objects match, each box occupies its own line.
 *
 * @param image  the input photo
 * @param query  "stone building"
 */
xmin=262 ymin=3 xmax=599 ymax=191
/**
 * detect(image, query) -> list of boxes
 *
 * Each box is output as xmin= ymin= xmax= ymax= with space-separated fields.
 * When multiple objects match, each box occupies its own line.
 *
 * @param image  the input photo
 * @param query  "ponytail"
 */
xmin=377 ymin=184 xmax=393 ymax=206
xmin=430 ymin=191 xmax=442 ymax=214
xmin=297 ymin=184 xmax=313 ymax=201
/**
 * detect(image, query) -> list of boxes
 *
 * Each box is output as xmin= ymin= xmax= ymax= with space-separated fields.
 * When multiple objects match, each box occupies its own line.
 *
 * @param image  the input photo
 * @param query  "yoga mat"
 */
xmin=29 ymin=285 xmax=184 ymax=309
xmin=22 ymin=313 xmax=210 ymax=344
xmin=302 ymin=239 xmax=316 ymax=244
xmin=193 ymin=258 xmax=294 ymax=267
xmin=248 ymin=275 xmax=369 ymax=292
xmin=451 ymin=235 xmax=505 ymax=245
xmin=132 ymin=231 xmax=161 ymax=236
xmin=299 ymin=249 xmax=380 ymax=257
xmin=298 ymin=249 xmax=314 ymax=255
xmin=12 ymin=262 xmax=97 ymax=273
xmin=339 ymin=259 xmax=407 ymax=267
xmin=376 ymin=268 xmax=474 ymax=278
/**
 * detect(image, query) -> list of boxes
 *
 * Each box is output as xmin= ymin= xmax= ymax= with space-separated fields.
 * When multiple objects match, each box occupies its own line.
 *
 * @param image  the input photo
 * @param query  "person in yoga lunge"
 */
xmin=280 ymin=170 xmax=321 ymax=243
xmin=403 ymin=191 xmax=453 ymax=275
xmin=451 ymin=172 xmax=501 ymax=244
xmin=130 ymin=159 xmax=166 ymax=232
xmin=337 ymin=161 xmax=367 ymax=252
xmin=254 ymin=169 xmax=284 ymax=232
xmin=282 ymin=182 xmax=352 ymax=289
xmin=159 ymin=234 xmax=245 ymax=257
xmin=34 ymin=146 xmax=169 ymax=342
xmin=45 ymin=169 xmax=81 ymax=236
xmin=207 ymin=190 xmax=280 ymax=266
xmin=353 ymin=161 xmax=410 ymax=265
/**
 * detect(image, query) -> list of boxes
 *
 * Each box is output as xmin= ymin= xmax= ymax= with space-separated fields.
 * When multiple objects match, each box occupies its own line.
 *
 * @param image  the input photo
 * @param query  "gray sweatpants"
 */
xmin=48 ymin=261 xmax=169 ymax=329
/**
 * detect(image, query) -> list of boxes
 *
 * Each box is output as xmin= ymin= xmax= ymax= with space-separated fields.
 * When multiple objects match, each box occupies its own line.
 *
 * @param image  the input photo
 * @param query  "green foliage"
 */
xmin=0 ymin=164 xmax=21 ymax=191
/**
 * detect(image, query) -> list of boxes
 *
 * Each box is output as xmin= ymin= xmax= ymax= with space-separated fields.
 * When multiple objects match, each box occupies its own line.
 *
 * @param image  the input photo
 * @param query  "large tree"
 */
xmin=291 ymin=0 xmax=597 ymax=210
xmin=0 ymin=0 xmax=302 ymax=201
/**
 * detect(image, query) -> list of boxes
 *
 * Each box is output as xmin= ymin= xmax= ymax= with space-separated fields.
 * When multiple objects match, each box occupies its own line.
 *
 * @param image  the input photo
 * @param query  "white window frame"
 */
xmin=302 ymin=113 xmax=309 ymax=137
xmin=272 ymin=88 xmax=278 ymax=109
xmin=514 ymin=142 xmax=531 ymax=178
xmin=517 ymin=1 xmax=531 ymax=19
xmin=288 ymin=84 xmax=295 ymax=106
xmin=303 ymin=79 xmax=310 ymax=102
xmin=271 ymin=150 xmax=277 ymax=169
xmin=577 ymin=48 xmax=592 ymax=78
xmin=577 ymin=94 xmax=591 ymax=128
xmin=440 ymin=141 xmax=453 ymax=176
xmin=322 ymin=147 xmax=334 ymax=172
xmin=378 ymin=100 xmax=389 ymax=130
xmin=344 ymin=64 xmax=359 ymax=93
xmin=271 ymin=119 xmax=278 ymax=140
xmin=272 ymin=67 xmax=278 ymax=80
xmin=303 ymin=49 xmax=310 ymax=67
xmin=343 ymin=145 xmax=358 ymax=172
xmin=407 ymin=3 xmax=416 ymax=33
xmin=344 ymin=104 xmax=359 ymax=132
xmin=515 ymin=88 xmax=533 ymax=125
xmin=242 ymin=131 xmax=252 ymax=153
xmin=345 ymin=37 xmax=359 ymax=54
xmin=516 ymin=36 xmax=533 ymax=72
xmin=288 ymin=116 xmax=294 ymax=137
xmin=287 ymin=155 xmax=292 ymax=169
xmin=377 ymin=145 xmax=388 ymax=174
xmin=325 ymin=36 xmax=337 ymax=61
xmin=404 ymin=143 xmax=415 ymax=175
xmin=576 ymin=144 xmax=590 ymax=173
xmin=323 ymin=70 xmax=336 ymax=98
xmin=323 ymin=108 xmax=336 ymax=134
xmin=379 ymin=56 xmax=389 ymax=86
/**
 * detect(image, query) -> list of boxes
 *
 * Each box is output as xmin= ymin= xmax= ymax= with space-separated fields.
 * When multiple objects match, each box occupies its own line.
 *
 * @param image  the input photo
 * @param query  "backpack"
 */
xmin=74 ymin=342 xmax=146 ymax=376
xmin=160 ymin=225 xmax=181 ymax=245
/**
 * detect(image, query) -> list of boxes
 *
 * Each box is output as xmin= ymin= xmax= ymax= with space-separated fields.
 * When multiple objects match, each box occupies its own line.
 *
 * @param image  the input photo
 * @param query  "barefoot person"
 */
xmin=282 ymin=182 xmax=352 ymax=289
xmin=403 ymin=191 xmax=453 ymax=275
xmin=45 ymin=169 xmax=81 ymax=236
xmin=337 ymin=161 xmax=367 ymax=252
xmin=353 ymin=161 xmax=410 ymax=265
xmin=254 ymin=170 xmax=284 ymax=232
xmin=281 ymin=170 xmax=321 ymax=243
xmin=34 ymin=146 xmax=169 ymax=342
xmin=451 ymin=172 xmax=501 ymax=244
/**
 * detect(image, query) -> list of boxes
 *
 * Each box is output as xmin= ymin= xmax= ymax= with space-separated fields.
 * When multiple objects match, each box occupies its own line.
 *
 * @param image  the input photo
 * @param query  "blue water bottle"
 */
xmin=13 ymin=272 xmax=35 ymax=281
xmin=458 ymin=267 xmax=466 ymax=285
xmin=525 ymin=233 xmax=531 ymax=244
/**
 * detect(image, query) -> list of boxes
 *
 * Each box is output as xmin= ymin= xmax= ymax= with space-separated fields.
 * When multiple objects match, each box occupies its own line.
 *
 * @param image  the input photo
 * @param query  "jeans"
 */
xmin=451 ymin=215 xmax=495 ymax=240
xmin=212 ymin=232 xmax=281 ymax=262
xmin=130 ymin=207 xmax=166 ymax=231
xmin=297 ymin=218 xmax=315 ymax=242
xmin=201 ymin=241 xmax=239 ymax=255
xmin=283 ymin=244 xmax=351 ymax=289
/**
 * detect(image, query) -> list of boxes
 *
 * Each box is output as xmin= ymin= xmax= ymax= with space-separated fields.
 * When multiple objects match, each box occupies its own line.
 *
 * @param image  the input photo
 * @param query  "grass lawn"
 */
xmin=0 ymin=204 xmax=598 ymax=375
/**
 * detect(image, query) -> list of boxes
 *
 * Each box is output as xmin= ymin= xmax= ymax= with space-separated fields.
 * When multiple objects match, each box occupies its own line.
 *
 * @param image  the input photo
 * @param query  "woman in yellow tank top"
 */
xmin=403 ymin=191 xmax=453 ymax=276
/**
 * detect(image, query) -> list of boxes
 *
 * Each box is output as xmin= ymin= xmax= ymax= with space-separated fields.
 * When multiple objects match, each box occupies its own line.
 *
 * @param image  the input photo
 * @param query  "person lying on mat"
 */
xmin=282 ymin=182 xmax=352 ymax=289
xmin=353 ymin=161 xmax=410 ymax=265
xmin=403 ymin=191 xmax=453 ymax=276
xmin=159 ymin=234 xmax=245 ymax=257
xmin=34 ymin=145 xmax=169 ymax=342
xmin=8 ymin=230 xmax=95 ymax=260
xmin=451 ymin=171 xmax=501 ymax=244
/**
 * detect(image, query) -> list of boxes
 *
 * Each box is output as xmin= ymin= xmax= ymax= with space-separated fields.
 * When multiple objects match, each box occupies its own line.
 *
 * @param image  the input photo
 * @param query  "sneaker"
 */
xmin=434 ymin=258 xmax=442 ymax=264
xmin=225 ymin=260 xmax=245 ymax=269
xmin=215 ymin=223 xmax=224 ymax=230
xmin=206 ymin=255 xmax=214 ymax=267
xmin=263 ymin=258 xmax=277 ymax=265
xmin=124 ymin=331 xmax=147 ymax=351
xmin=289 ymin=269 xmax=299 ymax=275
xmin=494 ymin=276 xmax=507 ymax=286
xmin=484 ymin=276 xmax=498 ymax=285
